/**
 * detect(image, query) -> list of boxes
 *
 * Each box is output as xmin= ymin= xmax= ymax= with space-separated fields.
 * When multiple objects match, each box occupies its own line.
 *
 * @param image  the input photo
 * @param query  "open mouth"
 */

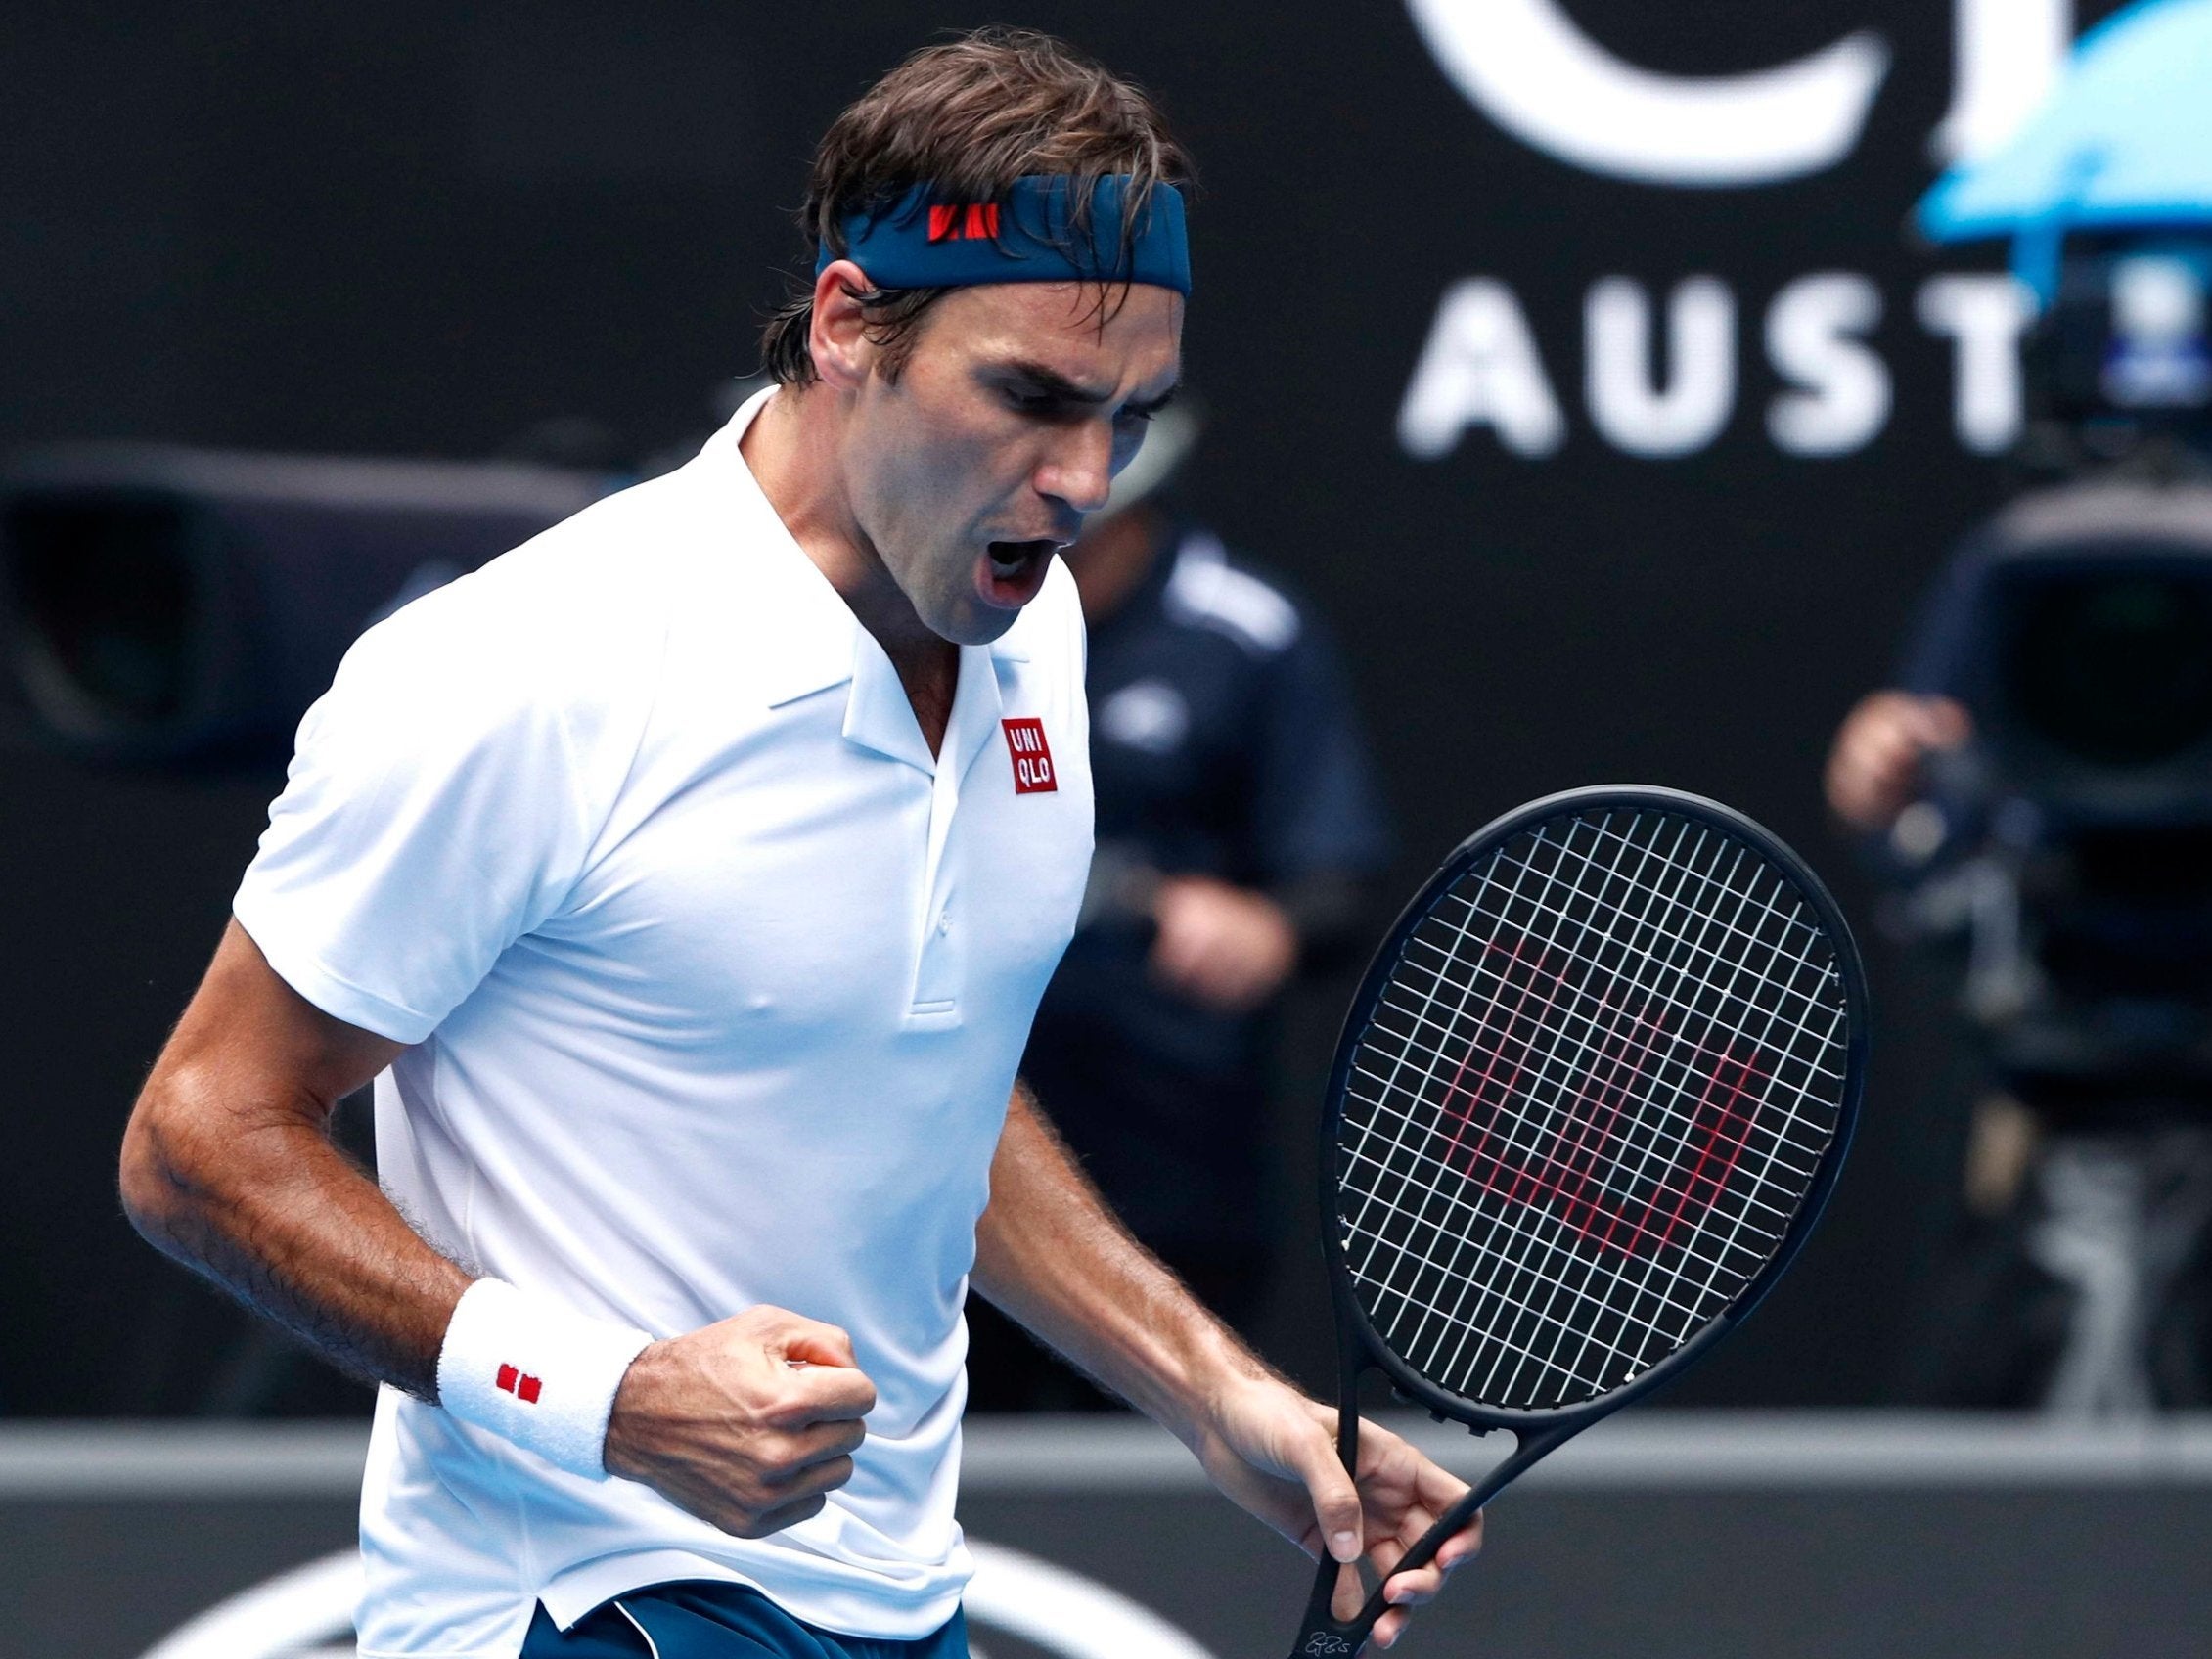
xmin=977 ymin=539 xmax=1060 ymax=606
xmin=988 ymin=539 xmax=1057 ymax=576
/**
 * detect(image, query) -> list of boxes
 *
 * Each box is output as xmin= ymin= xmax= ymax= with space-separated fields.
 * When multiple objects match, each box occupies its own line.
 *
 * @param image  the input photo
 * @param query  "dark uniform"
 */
xmin=1874 ymin=481 xmax=2212 ymax=1408
xmin=970 ymin=525 xmax=1392 ymax=1409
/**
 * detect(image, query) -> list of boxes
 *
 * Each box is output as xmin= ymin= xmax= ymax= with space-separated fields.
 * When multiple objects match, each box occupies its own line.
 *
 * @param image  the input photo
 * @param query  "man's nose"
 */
xmin=1038 ymin=420 xmax=1115 ymax=516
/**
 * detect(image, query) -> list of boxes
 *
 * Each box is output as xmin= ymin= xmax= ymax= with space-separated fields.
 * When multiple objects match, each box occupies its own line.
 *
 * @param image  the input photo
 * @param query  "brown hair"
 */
xmin=759 ymin=27 xmax=1191 ymax=385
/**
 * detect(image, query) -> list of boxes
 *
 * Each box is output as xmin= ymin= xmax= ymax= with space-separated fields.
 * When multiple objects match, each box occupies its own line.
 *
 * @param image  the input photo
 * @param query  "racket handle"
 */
xmin=1281 ymin=1422 xmax=1568 ymax=1657
xmin=1283 ymin=1487 xmax=1492 ymax=1659
xmin=1284 ymin=1550 xmax=1367 ymax=1659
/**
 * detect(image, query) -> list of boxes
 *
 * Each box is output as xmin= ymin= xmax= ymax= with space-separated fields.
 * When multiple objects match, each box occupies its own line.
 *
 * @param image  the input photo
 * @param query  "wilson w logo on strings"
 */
xmin=1431 ymin=934 xmax=1765 ymax=1259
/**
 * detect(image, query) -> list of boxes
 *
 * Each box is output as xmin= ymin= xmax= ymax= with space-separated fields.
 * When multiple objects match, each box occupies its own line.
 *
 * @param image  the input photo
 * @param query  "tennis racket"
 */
xmin=1287 ymin=785 xmax=1867 ymax=1658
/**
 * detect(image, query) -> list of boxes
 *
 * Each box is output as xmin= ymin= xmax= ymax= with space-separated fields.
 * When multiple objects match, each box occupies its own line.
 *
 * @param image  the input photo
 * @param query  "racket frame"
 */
xmin=1288 ymin=785 xmax=1868 ymax=1657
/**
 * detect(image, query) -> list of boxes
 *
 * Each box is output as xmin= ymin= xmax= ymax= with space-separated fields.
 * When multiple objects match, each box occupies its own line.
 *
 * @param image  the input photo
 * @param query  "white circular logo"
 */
xmin=1403 ymin=0 xmax=2071 ymax=186
xmin=136 ymin=1542 xmax=1221 ymax=1659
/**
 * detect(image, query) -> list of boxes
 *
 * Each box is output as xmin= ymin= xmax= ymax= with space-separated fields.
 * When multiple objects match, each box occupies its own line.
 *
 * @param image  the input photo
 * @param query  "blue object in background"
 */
xmin=1918 ymin=0 xmax=2212 ymax=297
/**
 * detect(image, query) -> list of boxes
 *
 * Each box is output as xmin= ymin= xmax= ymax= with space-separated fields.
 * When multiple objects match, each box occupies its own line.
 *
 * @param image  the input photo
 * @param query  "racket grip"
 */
xmin=1285 ymin=1549 xmax=1371 ymax=1659
xmin=1279 ymin=1422 xmax=1558 ymax=1657
xmin=1283 ymin=1489 xmax=1483 ymax=1659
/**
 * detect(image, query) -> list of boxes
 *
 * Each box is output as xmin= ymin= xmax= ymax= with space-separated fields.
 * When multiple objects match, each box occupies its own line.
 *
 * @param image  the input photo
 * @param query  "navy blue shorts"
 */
xmin=520 ymin=1582 xmax=967 ymax=1659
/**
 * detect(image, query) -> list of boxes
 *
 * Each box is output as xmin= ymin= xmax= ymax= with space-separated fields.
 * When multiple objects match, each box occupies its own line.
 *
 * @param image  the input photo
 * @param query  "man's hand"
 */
xmin=1149 ymin=875 xmax=1299 ymax=1013
xmin=1190 ymin=1373 xmax=1482 ymax=1650
xmin=1824 ymin=691 xmax=1972 ymax=834
xmin=603 ymin=1305 xmax=876 ymax=1538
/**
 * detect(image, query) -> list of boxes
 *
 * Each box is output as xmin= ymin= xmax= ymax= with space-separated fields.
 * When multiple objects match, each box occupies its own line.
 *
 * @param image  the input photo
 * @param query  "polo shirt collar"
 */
xmin=842 ymin=626 xmax=1008 ymax=785
xmin=687 ymin=391 xmax=845 ymax=710
xmin=696 ymin=388 xmax=1024 ymax=775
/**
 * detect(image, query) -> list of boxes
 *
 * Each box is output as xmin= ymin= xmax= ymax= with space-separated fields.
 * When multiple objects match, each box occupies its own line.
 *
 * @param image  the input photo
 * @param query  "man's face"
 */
xmin=840 ymin=280 xmax=1183 ymax=646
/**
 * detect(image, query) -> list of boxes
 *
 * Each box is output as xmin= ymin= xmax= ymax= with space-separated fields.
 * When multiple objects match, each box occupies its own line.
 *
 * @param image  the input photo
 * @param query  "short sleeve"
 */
xmin=233 ymin=589 xmax=601 ymax=1044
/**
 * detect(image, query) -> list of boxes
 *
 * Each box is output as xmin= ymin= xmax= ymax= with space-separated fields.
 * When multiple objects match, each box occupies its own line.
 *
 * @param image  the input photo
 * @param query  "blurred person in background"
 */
xmin=1825 ymin=273 xmax=2212 ymax=1411
xmin=1858 ymin=0 xmax=2212 ymax=1415
xmin=968 ymin=405 xmax=1393 ymax=1411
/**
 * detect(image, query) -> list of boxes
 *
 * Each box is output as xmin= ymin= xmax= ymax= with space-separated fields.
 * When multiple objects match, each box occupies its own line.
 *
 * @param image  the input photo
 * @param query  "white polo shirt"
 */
xmin=232 ymin=389 xmax=1094 ymax=1657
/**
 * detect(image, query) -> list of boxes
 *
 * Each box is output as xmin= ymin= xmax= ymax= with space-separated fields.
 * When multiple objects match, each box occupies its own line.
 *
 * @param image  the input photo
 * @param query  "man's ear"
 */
xmin=810 ymin=261 xmax=875 ymax=392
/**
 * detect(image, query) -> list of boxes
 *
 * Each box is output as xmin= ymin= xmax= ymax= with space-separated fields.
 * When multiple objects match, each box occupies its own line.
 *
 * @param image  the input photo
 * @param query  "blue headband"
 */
xmin=818 ymin=175 xmax=1190 ymax=297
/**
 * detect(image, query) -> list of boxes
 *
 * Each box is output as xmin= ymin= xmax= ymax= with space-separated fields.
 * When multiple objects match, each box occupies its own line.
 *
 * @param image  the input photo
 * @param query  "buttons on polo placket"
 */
xmin=908 ymin=761 xmax=964 ymax=1018
xmin=909 ymin=876 xmax=961 ymax=1018
xmin=904 ymin=642 xmax=998 ymax=1025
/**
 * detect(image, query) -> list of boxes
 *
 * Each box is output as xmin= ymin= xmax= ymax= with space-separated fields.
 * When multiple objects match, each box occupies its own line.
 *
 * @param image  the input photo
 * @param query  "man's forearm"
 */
xmin=123 ymin=1082 xmax=470 ymax=1398
xmin=121 ymin=927 xmax=874 ymax=1529
xmin=119 ymin=922 xmax=469 ymax=1400
xmin=971 ymin=1081 xmax=1271 ymax=1441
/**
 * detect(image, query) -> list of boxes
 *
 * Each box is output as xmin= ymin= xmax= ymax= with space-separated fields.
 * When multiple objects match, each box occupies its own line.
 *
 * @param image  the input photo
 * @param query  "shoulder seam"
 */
xmin=1163 ymin=533 xmax=1301 ymax=655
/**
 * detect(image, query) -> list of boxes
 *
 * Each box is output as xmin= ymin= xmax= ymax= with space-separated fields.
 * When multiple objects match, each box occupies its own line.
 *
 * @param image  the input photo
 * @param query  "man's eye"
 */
xmin=1005 ymin=389 xmax=1061 ymax=414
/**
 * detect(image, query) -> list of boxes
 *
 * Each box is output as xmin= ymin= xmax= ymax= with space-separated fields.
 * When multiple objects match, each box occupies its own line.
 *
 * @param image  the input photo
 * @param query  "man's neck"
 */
xmin=740 ymin=384 xmax=959 ymax=752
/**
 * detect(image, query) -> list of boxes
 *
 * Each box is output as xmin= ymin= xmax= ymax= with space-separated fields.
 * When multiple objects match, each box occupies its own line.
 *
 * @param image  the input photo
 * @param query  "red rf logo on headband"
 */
xmin=928 ymin=203 xmax=1001 ymax=243
xmin=1003 ymin=718 xmax=1057 ymax=794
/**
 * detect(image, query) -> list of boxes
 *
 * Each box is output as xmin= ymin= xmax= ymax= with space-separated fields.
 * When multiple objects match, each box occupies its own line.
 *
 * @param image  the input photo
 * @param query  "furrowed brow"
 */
xmin=1002 ymin=361 xmax=1110 ymax=403
xmin=1002 ymin=361 xmax=1181 ymax=414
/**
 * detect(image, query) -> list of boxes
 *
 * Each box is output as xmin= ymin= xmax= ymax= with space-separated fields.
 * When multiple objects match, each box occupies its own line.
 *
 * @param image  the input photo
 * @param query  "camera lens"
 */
xmin=2007 ymin=571 xmax=2212 ymax=767
xmin=2 ymin=494 xmax=197 ymax=733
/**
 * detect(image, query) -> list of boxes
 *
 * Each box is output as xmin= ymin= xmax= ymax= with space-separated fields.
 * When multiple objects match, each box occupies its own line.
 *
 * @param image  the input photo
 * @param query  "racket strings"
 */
xmin=1335 ymin=808 xmax=1849 ymax=1412
xmin=1391 ymin=915 xmax=1838 ymax=1176
xmin=1357 ymin=819 xmax=1841 ymax=1400
xmin=1467 ymin=824 xmax=1848 ymax=1067
xmin=1344 ymin=831 xmax=1795 ymax=1407
xmin=1406 ymin=827 xmax=1840 ymax=1389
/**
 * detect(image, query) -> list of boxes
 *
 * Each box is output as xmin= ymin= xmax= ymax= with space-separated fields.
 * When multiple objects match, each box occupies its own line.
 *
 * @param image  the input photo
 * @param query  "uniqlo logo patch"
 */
xmin=496 ymin=1363 xmax=543 ymax=1405
xmin=1003 ymin=717 xmax=1058 ymax=793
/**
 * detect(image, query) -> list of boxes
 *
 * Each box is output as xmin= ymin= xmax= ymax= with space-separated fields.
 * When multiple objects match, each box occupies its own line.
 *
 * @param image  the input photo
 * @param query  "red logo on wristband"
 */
xmin=496 ymin=1363 xmax=543 ymax=1405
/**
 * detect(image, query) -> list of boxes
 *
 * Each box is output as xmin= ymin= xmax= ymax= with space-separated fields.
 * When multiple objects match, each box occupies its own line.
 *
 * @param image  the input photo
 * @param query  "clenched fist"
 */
xmin=603 ymin=1305 xmax=877 ymax=1538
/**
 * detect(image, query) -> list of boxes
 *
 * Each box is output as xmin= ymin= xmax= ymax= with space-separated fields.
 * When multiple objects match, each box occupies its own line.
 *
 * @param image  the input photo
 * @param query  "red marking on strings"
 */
xmin=1430 ymin=934 xmax=1767 ymax=1260
xmin=1440 ymin=941 xmax=1648 ymax=1239
xmin=1435 ymin=932 xmax=1539 ymax=1176
xmin=1548 ymin=989 xmax=1660 ymax=1251
xmin=1649 ymin=1048 xmax=1760 ymax=1255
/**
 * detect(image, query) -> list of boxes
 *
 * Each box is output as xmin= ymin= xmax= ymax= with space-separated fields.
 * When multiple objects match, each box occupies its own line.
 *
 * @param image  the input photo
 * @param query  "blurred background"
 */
xmin=7 ymin=2 xmax=2212 ymax=1654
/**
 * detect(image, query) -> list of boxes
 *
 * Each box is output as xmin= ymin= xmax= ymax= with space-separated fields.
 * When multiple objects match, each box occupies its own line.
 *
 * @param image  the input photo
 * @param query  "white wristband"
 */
xmin=435 ymin=1278 xmax=654 ymax=1480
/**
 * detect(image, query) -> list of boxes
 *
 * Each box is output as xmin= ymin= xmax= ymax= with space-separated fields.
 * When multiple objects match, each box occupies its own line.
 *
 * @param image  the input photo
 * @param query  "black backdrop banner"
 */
xmin=0 ymin=1 xmax=2135 ymax=1413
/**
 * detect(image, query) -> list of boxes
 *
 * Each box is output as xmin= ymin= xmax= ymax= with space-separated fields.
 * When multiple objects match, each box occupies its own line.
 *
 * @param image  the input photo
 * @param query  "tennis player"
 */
xmin=119 ymin=29 xmax=1478 ymax=1659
